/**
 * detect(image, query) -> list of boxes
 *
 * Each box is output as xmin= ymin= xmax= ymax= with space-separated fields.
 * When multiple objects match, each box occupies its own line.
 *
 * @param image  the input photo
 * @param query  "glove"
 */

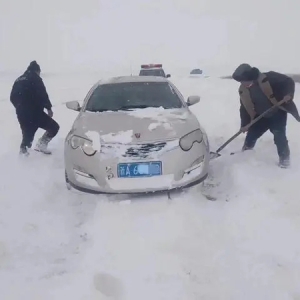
xmin=47 ymin=109 xmax=53 ymax=118
xmin=282 ymin=95 xmax=292 ymax=103
xmin=240 ymin=125 xmax=249 ymax=133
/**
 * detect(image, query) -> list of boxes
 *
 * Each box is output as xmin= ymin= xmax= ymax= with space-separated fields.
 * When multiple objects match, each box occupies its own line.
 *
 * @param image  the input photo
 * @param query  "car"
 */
xmin=190 ymin=68 xmax=203 ymax=75
xmin=139 ymin=64 xmax=171 ymax=78
xmin=64 ymin=76 xmax=210 ymax=195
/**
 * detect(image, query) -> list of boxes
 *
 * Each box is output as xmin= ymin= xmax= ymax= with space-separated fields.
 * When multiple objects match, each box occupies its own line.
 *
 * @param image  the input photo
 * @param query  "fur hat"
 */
xmin=232 ymin=63 xmax=259 ymax=82
xmin=27 ymin=61 xmax=41 ymax=73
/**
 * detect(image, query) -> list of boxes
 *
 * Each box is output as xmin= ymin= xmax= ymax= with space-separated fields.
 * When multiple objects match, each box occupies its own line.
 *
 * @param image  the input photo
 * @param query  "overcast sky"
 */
xmin=0 ymin=0 xmax=299 ymax=75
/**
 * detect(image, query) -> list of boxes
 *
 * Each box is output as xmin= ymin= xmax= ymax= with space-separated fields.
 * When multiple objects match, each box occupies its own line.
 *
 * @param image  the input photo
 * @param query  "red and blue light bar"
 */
xmin=141 ymin=64 xmax=162 ymax=69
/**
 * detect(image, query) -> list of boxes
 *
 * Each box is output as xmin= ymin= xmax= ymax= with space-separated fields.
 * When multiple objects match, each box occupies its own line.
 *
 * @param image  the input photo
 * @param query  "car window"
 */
xmin=85 ymin=82 xmax=184 ymax=112
xmin=139 ymin=69 xmax=165 ymax=77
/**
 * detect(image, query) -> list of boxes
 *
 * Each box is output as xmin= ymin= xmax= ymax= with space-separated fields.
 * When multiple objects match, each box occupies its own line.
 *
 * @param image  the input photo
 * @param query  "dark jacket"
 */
xmin=10 ymin=70 xmax=52 ymax=119
xmin=238 ymin=71 xmax=300 ymax=127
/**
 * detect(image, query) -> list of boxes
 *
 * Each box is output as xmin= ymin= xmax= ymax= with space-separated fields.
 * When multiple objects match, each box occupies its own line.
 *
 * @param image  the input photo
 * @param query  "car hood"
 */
xmin=73 ymin=107 xmax=200 ymax=144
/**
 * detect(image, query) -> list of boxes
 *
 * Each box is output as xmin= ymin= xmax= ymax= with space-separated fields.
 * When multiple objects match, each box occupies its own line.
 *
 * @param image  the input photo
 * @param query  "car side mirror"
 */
xmin=187 ymin=95 xmax=200 ymax=106
xmin=166 ymin=74 xmax=171 ymax=78
xmin=66 ymin=101 xmax=81 ymax=111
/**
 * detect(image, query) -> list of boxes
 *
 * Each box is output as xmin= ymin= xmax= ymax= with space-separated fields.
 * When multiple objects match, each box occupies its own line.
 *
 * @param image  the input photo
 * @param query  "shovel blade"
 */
xmin=210 ymin=152 xmax=221 ymax=160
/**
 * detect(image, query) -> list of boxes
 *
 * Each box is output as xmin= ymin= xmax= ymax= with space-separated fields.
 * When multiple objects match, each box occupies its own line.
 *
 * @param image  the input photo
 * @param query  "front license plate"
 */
xmin=117 ymin=161 xmax=162 ymax=178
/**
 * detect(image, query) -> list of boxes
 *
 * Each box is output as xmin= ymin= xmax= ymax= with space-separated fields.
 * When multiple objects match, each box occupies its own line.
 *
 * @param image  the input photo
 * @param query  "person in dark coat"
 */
xmin=232 ymin=63 xmax=300 ymax=168
xmin=10 ymin=61 xmax=60 ymax=155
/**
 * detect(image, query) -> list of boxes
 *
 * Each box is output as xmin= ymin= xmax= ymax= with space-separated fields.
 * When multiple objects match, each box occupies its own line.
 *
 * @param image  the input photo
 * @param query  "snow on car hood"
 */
xmin=73 ymin=107 xmax=200 ymax=144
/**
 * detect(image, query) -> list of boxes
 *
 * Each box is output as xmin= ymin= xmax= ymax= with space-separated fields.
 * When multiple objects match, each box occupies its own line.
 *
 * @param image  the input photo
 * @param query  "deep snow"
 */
xmin=0 ymin=74 xmax=300 ymax=299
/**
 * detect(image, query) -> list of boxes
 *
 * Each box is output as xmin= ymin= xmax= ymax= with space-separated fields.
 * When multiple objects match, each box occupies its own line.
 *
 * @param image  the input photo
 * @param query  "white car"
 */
xmin=64 ymin=76 xmax=210 ymax=194
xmin=139 ymin=64 xmax=171 ymax=78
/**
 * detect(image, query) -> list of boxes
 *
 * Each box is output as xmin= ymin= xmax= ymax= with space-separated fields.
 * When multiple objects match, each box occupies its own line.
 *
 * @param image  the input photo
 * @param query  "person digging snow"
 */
xmin=232 ymin=63 xmax=300 ymax=168
xmin=10 ymin=61 xmax=60 ymax=156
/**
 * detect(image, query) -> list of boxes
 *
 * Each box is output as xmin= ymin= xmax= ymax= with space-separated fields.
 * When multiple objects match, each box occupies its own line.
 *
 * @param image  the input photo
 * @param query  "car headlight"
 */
xmin=179 ymin=129 xmax=203 ymax=151
xmin=70 ymin=135 xmax=97 ymax=156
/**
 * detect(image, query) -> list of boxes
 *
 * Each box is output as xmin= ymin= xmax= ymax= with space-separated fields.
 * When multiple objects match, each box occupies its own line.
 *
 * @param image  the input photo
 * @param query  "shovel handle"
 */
xmin=215 ymin=98 xmax=287 ymax=154
xmin=215 ymin=130 xmax=242 ymax=153
xmin=243 ymin=98 xmax=286 ymax=131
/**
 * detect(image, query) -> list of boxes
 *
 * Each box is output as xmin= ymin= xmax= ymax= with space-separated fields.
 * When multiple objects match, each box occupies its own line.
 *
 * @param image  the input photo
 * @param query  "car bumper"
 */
xmin=64 ymin=140 xmax=209 ymax=194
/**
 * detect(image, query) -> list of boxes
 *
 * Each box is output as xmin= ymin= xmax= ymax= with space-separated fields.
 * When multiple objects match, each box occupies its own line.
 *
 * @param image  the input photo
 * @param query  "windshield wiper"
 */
xmin=86 ymin=108 xmax=113 ymax=112
xmin=117 ymin=105 xmax=152 ymax=111
xmin=87 ymin=105 xmax=160 ymax=112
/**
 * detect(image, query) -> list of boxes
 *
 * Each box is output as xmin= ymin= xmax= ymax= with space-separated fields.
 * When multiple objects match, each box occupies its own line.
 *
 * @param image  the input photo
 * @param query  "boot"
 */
xmin=242 ymin=145 xmax=254 ymax=151
xmin=19 ymin=146 xmax=29 ymax=156
xmin=242 ymin=138 xmax=256 ymax=151
xmin=242 ymin=141 xmax=255 ymax=151
xmin=279 ymin=156 xmax=290 ymax=168
xmin=278 ymin=145 xmax=290 ymax=168
xmin=34 ymin=132 xmax=52 ymax=155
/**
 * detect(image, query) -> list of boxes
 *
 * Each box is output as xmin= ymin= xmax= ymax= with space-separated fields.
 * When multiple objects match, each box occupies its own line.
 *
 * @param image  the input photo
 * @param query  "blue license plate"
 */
xmin=117 ymin=161 xmax=162 ymax=178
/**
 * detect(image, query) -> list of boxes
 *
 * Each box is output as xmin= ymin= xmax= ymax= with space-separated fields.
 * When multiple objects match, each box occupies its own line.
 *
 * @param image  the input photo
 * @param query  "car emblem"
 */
xmin=135 ymin=133 xmax=141 ymax=138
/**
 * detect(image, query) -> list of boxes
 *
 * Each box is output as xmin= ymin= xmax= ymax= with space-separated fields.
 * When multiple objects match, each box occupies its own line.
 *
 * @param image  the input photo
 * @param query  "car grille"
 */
xmin=101 ymin=140 xmax=179 ymax=159
xmin=123 ymin=142 xmax=167 ymax=158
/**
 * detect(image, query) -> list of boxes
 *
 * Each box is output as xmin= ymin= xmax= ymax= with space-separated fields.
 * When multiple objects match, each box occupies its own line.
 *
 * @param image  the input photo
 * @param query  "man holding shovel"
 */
xmin=232 ymin=64 xmax=300 ymax=168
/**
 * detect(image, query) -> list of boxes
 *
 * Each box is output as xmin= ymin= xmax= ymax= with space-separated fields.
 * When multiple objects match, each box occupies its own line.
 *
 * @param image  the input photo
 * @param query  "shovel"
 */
xmin=210 ymin=98 xmax=288 ymax=160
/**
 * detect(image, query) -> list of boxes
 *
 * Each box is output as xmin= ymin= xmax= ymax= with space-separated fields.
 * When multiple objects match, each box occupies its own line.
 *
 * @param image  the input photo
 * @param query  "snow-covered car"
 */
xmin=139 ymin=64 xmax=171 ymax=78
xmin=189 ymin=68 xmax=209 ymax=78
xmin=64 ymin=76 xmax=210 ymax=194
xmin=190 ymin=69 xmax=203 ymax=75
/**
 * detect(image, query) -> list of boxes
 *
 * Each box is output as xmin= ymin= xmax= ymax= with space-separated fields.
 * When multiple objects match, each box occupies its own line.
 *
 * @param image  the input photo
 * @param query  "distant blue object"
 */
xmin=190 ymin=69 xmax=203 ymax=75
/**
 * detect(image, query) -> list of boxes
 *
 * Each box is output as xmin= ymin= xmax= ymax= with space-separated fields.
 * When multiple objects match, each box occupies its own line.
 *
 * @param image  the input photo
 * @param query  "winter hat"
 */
xmin=232 ymin=63 xmax=259 ymax=82
xmin=27 ymin=60 xmax=41 ymax=72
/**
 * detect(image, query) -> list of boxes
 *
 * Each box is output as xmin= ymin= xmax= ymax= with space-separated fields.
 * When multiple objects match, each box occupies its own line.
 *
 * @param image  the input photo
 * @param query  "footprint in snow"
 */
xmin=93 ymin=272 xmax=124 ymax=299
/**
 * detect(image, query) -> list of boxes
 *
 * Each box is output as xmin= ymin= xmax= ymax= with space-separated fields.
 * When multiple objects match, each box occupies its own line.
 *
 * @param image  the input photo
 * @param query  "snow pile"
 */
xmin=85 ymin=130 xmax=101 ymax=151
xmin=126 ymin=107 xmax=189 ymax=133
xmin=127 ymin=107 xmax=189 ymax=122
xmin=101 ymin=130 xmax=133 ymax=144
xmin=148 ymin=123 xmax=160 ymax=131
xmin=148 ymin=122 xmax=172 ymax=131
xmin=107 ymin=174 xmax=175 ymax=191
xmin=126 ymin=107 xmax=166 ymax=118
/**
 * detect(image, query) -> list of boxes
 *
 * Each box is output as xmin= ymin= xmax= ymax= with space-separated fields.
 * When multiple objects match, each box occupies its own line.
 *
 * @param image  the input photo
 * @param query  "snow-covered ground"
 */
xmin=0 ymin=73 xmax=300 ymax=300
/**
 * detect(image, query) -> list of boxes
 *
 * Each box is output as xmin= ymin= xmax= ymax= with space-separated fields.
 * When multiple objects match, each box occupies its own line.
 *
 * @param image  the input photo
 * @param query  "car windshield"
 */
xmin=139 ymin=69 xmax=165 ymax=77
xmin=85 ymin=82 xmax=184 ymax=112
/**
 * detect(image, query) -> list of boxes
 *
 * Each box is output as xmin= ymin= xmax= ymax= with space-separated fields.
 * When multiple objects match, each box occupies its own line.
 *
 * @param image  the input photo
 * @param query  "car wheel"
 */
xmin=65 ymin=170 xmax=72 ymax=190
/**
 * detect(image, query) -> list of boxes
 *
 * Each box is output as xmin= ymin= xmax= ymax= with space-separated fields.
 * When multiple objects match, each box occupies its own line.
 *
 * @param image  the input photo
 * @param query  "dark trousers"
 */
xmin=244 ymin=110 xmax=290 ymax=159
xmin=17 ymin=112 xmax=60 ymax=149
